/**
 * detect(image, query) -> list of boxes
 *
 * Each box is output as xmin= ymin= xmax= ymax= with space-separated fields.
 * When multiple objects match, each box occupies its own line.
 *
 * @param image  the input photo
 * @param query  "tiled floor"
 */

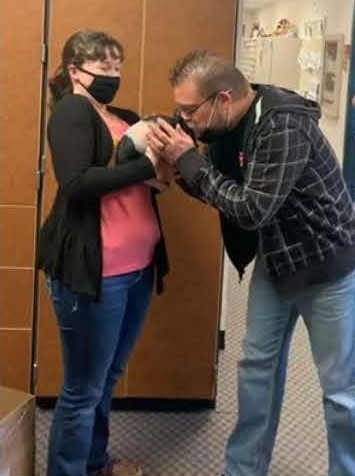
xmin=36 ymin=261 xmax=327 ymax=475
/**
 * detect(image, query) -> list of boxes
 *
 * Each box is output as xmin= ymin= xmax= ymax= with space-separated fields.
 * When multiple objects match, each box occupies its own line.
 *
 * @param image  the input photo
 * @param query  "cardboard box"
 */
xmin=0 ymin=387 xmax=35 ymax=476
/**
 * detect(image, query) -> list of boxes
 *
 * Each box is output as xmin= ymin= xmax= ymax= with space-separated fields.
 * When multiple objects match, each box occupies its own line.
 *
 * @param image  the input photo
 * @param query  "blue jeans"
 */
xmin=46 ymin=266 xmax=153 ymax=476
xmin=225 ymin=261 xmax=355 ymax=476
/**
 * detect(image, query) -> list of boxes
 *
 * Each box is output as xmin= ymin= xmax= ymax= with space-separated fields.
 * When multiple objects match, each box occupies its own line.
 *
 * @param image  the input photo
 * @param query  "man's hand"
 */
xmin=147 ymin=118 xmax=195 ymax=164
xmin=145 ymin=144 xmax=176 ymax=184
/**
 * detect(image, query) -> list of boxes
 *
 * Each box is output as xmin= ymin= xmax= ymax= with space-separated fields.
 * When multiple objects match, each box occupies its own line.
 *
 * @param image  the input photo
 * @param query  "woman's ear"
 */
xmin=67 ymin=64 xmax=79 ymax=83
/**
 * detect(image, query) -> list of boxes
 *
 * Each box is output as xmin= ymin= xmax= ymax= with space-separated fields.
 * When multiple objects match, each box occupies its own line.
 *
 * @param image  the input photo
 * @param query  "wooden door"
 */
xmin=36 ymin=0 xmax=144 ymax=396
xmin=0 ymin=0 xmax=44 ymax=392
xmin=126 ymin=0 xmax=236 ymax=399
xmin=36 ymin=0 xmax=237 ymax=399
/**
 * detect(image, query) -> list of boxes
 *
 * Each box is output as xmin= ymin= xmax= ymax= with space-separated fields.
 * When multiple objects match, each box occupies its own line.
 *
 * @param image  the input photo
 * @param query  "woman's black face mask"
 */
xmin=77 ymin=66 xmax=120 ymax=104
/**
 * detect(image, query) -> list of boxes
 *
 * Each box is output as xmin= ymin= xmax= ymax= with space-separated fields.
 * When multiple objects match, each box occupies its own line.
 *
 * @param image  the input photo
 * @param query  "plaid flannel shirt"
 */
xmin=177 ymin=88 xmax=355 ymax=279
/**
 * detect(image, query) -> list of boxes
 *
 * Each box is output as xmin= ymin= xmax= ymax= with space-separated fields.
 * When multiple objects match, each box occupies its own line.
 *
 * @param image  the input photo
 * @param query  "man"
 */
xmin=147 ymin=50 xmax=355 ymax=476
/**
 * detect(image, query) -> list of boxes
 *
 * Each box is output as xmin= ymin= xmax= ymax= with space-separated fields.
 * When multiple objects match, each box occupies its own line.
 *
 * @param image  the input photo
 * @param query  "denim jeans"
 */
xmin=46 ymin=266 xmax=153 ymax=476
xmin=225 ymin=261 xmax=355 ymax=476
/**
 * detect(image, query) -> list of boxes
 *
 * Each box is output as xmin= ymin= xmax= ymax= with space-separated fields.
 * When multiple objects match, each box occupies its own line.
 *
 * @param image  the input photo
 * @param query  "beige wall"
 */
xmin=248 ymin=0 xmax=354 ymax=162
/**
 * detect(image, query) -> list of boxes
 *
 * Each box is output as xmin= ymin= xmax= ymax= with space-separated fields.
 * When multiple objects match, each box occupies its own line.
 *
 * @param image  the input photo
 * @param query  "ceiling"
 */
xmin=244 ymin=0 xmax=277 ymax=10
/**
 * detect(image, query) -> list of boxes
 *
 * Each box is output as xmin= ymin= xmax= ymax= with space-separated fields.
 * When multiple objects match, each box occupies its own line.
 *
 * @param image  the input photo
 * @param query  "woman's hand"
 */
xmin=145 ymin=144 xmax=160 ymax=167
xmin=145 ymin=145 xmax=175 ymax=182
xmin=144 ymin=145 xmax=176 ymax=192
xmin=145 ymin=178 xmax=170 ymax=193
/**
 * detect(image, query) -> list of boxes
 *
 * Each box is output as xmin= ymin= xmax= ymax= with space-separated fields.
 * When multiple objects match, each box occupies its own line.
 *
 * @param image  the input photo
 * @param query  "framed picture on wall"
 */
xmin=320 ymin=34 xmax=344 ymax=118
xmin=303 ymin=18 xmax=326 ymax=40
xmin=298 ymin=18 xmax=326 ymax=102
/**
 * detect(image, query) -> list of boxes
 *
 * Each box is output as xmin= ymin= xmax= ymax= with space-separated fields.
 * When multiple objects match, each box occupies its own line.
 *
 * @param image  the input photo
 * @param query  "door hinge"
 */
xmin=32 ymin=362 xmax=39 ymax=387
xmin=35 ymin=155 xmax=46 ymax=191
xmin=41 ymin=43 xmax=48 ymax=64
xmin=40 ymin=154 xmax=46 ymax=173
xmin=35 ymin=170 xmax=42 ymax=191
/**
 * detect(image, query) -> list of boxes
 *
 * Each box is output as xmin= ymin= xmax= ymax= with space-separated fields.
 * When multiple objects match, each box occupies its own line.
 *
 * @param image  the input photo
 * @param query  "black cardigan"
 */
xmin=37 ymin=94 xmax=169 ymax=298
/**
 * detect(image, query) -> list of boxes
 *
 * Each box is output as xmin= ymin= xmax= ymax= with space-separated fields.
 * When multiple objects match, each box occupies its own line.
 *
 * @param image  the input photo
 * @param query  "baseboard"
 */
xmin=36 ymin=397 xmax=216 ymax=411
xmin=218 ymin=330 xmax=225 ymax=350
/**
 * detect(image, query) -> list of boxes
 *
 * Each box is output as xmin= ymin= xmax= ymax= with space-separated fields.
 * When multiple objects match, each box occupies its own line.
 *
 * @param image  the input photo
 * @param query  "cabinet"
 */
xmin=240 ymin=37 xmax=301 ymax=90
xmin=0 ymin=0 xmax=237 ymax=403
xmin=34 ymin=0 xmax=237 ymax=402
xmin=239 ymin=38 xmax=258 ymax=81
xmin=0 ymin=0 xmax=43 ymax=391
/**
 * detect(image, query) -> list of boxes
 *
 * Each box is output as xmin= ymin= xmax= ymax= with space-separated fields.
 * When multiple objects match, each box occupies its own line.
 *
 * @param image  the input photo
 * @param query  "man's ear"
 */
xmin=219 ymin=90 xmax=233 ymax=104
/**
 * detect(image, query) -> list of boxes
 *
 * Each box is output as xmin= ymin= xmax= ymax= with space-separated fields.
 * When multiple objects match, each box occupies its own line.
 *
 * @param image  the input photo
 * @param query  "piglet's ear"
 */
xmin=116 ymin=135 xmax=136 ymax=163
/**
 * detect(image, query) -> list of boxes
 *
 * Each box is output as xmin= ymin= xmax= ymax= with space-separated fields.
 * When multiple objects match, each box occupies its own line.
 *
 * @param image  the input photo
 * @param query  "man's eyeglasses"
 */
xmin=175 ymin=91 xmax=219 ymax=118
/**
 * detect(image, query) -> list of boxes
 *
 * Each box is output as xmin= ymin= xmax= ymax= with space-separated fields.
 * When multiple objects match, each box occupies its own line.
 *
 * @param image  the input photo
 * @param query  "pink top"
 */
xmin=99 ymin=113 xmax=160 ymax=277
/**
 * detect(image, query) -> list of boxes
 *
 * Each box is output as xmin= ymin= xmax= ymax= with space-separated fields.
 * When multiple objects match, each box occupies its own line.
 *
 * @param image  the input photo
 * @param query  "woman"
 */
xmin=38 ymin=30 xmax=169 ymax=476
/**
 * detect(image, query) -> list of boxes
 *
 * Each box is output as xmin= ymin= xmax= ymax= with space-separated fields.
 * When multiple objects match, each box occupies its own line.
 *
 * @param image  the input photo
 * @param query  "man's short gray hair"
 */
xmin=169 ymin=50 xmax=249 ymax=98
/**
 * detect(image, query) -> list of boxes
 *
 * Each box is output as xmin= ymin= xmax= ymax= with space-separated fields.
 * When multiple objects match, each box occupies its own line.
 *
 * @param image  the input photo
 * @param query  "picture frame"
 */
xmin=298 ymin=18 xmax=326 ymax=102
xmin=321 ymin=34 xmax=345 ymax=118
xmin=303 ymin=18 xmax=326 ymax=40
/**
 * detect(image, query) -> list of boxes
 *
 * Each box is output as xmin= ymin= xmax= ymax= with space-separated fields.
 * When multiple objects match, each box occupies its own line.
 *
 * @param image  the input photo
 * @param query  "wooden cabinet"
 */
xmin=1 ymin=0 xmax=238 ymax=401
xmin=0 ymin=0 xmax=43 ymax=392
xmin=263 ymin=37 xmax=301 ymax=90
xmin=240 ymin=37 xmax=301 ymax=90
